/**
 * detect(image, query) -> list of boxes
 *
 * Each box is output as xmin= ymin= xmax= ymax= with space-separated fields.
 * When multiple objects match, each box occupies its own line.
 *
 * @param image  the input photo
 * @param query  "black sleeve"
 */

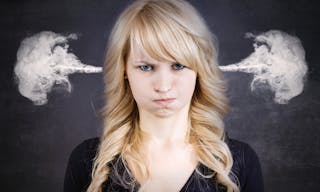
xmin=240 ymin=143 xmax=264 ymax=192
xmin=63 ymin=138 xmax=100 ymax=192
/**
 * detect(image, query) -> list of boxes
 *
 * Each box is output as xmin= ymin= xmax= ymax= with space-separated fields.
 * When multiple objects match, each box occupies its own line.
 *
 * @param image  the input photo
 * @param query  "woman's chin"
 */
xmin=152 ymin=108 xmax=176 ymax=118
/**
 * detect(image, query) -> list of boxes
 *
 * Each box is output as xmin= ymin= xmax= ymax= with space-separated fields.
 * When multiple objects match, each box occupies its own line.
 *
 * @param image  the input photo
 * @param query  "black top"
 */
xmin=64 ymin=137 xmax=264 ymax=192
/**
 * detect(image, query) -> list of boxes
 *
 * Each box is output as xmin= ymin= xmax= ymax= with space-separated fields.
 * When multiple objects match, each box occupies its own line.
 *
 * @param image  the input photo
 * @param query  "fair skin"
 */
xmin=126 ymin=42 xmax=198 ymax=192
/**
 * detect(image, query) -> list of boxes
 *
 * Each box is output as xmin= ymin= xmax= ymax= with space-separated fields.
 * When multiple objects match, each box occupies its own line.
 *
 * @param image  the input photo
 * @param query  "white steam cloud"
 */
xmin=14 ymin=30 xmax=307 ymax=105
xmin=14 ymin=31 xmax=102 ymax=105
xmin=220 ymin=30 xmax=308 ymax=104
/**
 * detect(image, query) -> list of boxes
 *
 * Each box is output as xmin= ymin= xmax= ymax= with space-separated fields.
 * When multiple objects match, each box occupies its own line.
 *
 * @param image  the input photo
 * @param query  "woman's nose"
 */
xmin=154 ymin=70 xmax=173 ymax=93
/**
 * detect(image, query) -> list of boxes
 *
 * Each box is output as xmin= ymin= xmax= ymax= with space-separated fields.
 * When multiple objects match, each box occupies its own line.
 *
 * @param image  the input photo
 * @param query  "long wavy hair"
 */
xmin=87 ymin=0 xmax=239 ymax=191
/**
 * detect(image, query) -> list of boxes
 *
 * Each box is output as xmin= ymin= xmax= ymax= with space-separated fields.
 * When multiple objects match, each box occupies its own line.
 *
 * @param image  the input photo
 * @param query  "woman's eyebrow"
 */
xmin=135 ymin=60 xmax=178 ymax=66
xmin=135 ymin=60 xmax=156 ymax=65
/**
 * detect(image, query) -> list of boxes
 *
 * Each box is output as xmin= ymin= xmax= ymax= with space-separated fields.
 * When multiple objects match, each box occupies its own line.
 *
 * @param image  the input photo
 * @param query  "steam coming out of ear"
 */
xmin=220 ymin=30 xmax=308 ymax=104
xmin=14 ymin=30 xmax=307 ymax=105
xmin=14 ymin=31 xmax=102 ymax=105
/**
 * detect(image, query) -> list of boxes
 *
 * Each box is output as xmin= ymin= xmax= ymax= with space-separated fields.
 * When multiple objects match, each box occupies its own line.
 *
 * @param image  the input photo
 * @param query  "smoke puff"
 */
xmin=220 ymin=30 xmax=308 ymax=104
xmin=14 ymin=30 xmax=307 ymax=105
xmin=14 ymin=31 xmax=102 ymax=105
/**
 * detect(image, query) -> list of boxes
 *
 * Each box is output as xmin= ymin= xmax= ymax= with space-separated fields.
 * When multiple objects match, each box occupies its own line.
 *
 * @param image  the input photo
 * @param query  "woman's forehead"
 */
xmin=128 ymin=23 xmax=198 ymax=70
xmin=129 ymin=43 xmax=155 ymax=62
xmin=129 ymin=38 xmax=175 ymax=63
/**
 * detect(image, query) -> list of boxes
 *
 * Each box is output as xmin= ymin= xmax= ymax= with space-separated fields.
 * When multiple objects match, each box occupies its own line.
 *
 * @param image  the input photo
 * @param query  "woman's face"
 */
xmin=126 ymin=44 xmax=197 ymax=118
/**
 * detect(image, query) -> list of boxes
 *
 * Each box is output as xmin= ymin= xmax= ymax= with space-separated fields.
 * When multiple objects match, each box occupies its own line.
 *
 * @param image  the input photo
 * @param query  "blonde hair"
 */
xmin=87 ymin=0 xmax=239 ymax=191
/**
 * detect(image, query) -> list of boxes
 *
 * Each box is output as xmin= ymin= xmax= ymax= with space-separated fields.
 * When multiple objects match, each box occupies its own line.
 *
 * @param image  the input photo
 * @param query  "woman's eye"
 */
xmin=172 ymin=63 xmax=185 ymax=70
xmin=139 ymin=65 xmax=153 ymax=71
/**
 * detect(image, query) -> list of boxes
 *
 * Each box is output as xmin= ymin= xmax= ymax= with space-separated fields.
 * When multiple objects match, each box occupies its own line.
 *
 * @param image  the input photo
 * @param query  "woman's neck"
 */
xmin=138 ymin=107 xmax=190 ymax=145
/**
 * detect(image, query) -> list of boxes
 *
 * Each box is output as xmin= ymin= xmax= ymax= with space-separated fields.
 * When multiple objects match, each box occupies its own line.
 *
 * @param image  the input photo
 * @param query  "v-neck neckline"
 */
xmin=107 ymin=159 xmax=214 ymax=192
xmin=178 ymin=165 xmax=198 ymax=191
xmin=134 ymin=163 xmax=202 ymax=192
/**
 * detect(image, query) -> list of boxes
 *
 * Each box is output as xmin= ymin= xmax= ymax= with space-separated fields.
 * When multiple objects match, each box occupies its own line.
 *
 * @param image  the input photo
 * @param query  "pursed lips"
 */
xmin=153 ymin=98 xmax=176 ymax=106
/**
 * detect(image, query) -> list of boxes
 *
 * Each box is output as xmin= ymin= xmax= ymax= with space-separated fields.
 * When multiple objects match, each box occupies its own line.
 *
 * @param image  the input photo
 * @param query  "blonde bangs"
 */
xmin=128 ymin=2 xmax=200 ymax=70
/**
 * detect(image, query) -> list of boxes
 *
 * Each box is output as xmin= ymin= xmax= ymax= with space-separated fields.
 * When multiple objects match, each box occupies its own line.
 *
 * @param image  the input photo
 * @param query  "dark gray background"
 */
xmin=1 ymin=0 xmax=319 ymax=191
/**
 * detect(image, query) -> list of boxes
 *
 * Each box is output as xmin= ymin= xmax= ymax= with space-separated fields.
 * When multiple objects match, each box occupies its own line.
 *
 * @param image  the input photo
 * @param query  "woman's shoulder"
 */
xmin=63 ymin=137 xmax=100 ymax=192
xmin=69 ymin=137 xmax=100 ymax=164
xmin=72 ymin=137 xmax=100 ymax=155
xmin=225 ymin=137 xmax=258 ymax=159
xmin=225 ymin=137 xmax=264 ymax=191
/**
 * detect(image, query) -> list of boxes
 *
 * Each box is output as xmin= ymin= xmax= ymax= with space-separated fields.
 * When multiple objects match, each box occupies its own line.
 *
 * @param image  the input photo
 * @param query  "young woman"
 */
xmin=64 ymin=0 xmax=264 ymax=191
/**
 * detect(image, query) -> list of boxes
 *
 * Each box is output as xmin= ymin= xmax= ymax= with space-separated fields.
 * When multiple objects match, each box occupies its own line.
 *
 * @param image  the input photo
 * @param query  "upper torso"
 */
xmin=63 ymin=137 xmax=264 ymax=192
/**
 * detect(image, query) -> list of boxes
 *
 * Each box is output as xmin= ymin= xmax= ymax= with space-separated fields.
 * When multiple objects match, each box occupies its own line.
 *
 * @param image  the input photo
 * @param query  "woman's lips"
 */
xmin=153 ymin=98 xmax=176 ymax=106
